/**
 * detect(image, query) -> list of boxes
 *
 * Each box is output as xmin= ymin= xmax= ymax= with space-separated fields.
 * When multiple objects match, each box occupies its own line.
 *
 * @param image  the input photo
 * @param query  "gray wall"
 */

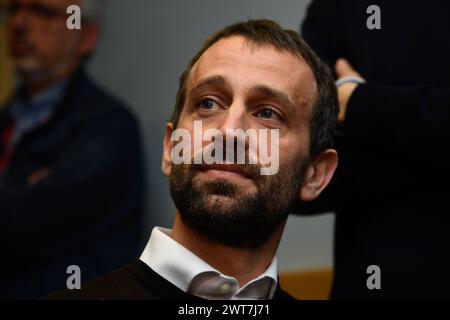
xmin=88 ymin=0 xmax=334 ymax=272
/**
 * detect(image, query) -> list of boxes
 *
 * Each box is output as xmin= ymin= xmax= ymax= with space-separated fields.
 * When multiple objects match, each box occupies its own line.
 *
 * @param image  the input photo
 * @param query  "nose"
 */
xmin=217 ymin=100 xmax=249 ymax=134
xmin=216 ymin=100 xmax=253 ymax=163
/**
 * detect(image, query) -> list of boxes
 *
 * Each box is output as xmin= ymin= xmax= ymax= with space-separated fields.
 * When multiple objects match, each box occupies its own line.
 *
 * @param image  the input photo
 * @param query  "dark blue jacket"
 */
xmin=0 ymin=69 xmax=145 ymax=299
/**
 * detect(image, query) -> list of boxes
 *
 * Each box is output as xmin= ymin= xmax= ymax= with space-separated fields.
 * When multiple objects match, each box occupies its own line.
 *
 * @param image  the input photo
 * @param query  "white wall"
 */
xmin=88 ymin=0 xmax=334 ymax=272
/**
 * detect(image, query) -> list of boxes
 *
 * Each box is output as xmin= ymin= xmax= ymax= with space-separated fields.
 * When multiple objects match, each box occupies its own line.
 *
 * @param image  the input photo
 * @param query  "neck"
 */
xmin=21 ymin=63 xmax=79 ymax=97
xmin=23 ymin=77 xmax=63 ymax=97
xmin=171 ymin=212 xmax=286 ymax=287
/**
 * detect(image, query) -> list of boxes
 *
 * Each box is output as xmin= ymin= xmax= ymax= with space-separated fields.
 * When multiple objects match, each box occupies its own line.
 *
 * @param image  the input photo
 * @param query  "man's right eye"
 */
xmin=198 ymin=98 xmax=218 ymax=110
xmin=6 ymin=3 xmax=20 ymax=15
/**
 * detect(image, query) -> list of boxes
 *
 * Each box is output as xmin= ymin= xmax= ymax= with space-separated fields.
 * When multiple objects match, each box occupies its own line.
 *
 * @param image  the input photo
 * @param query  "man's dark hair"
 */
xmin=171 ymin=19 xmax=338 ymax=157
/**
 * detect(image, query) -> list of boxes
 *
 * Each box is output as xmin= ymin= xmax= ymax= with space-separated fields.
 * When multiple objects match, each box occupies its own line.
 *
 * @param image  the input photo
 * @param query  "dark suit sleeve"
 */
xmin=301 ymin=0 xmax=342 ymax=68
xmin=344 ymin=83 xmax=450 ymax=148
xmin=0 ymin=108 xmax=145 ymax=266
xmin=303 ymin=1 xmax=450 ymax=148
xmin=299 ymin=85 xmax=450 ymax=217
xmin=299 ymin=1 xmax=450 ymax=217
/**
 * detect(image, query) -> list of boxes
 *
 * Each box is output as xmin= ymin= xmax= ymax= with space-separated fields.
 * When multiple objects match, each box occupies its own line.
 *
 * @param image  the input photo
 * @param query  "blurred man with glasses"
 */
xmin=0 ymin=0 xmax=145 ymax=299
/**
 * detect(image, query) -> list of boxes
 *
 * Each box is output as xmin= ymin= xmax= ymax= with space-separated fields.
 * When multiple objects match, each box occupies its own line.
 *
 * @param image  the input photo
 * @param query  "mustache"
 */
xmin=11 ymin=31 xmax=36 ymax=51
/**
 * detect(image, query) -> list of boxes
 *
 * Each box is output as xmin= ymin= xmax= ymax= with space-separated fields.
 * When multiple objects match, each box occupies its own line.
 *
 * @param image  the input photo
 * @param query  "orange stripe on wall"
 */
xmin=0 ymin=0 xmax=13 ymax=108
xmin=279 ymin=268 xmax=333 ymax=300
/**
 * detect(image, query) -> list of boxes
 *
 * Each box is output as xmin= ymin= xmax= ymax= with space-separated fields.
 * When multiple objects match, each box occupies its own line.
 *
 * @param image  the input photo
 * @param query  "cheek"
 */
xmin=31 ymin=28 xmax=78 ymax=60
xmin=279 ymin=134 xmax=309 ymax=166
xmin=176 ymin=117 xmax=218 ymax=156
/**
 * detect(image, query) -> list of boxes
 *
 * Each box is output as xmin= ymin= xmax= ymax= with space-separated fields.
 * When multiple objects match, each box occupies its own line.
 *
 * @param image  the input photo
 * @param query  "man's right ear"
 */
xmin=162 ymin=123 xmax=174 ymax=177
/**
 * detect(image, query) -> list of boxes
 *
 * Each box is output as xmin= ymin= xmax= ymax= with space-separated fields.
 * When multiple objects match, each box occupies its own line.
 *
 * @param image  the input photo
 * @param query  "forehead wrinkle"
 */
xmin=185 ymin=36 xmax=317 ymax=118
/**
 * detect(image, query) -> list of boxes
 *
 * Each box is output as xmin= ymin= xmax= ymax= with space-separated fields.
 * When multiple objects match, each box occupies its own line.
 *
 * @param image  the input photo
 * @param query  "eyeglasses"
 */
xmin=0 ymin=2 xmax=67 ymax=25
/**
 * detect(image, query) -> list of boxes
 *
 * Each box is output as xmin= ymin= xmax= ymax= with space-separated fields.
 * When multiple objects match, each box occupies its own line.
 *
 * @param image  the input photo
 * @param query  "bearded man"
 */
xmin=47 ymin=19 xmax=338 ymax=300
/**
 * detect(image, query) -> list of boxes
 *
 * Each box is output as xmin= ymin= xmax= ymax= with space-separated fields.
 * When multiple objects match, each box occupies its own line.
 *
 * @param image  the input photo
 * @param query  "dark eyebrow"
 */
xmin=188 ymin=75 xmax=231 ymax=100
xmin=248 ymin=85 xmax=298 ymax=115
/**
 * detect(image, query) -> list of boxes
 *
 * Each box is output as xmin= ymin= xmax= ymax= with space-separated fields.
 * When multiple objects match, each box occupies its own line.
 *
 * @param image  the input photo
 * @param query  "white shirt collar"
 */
xmin=139 ymin=227 xmax=278 ymax=300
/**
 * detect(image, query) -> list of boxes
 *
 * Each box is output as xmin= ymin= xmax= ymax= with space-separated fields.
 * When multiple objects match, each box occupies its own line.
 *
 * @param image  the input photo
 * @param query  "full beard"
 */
xmin=14 ymin=55 xmax=46 ymax=81
xmin=10 ymin=34 xmax=46 ymax=81
xmin=11 ymin=35 xmax=75 ymax=84
xmin=169 ymin=158 xmax=309 ymax=249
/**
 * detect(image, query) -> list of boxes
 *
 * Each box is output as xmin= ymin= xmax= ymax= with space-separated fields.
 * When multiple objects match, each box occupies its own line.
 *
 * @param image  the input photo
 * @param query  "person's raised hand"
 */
xmin=335 ymin=58 xmax=365 ymax=123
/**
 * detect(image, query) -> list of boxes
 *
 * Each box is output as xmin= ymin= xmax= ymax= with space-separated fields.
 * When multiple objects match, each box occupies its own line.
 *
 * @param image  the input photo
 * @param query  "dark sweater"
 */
xmin=45 ymin=260 xmax=295 ymax=300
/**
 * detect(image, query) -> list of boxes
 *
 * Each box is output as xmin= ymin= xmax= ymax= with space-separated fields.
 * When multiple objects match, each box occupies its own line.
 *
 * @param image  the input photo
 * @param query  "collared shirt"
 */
xmin=139 ymin=227 xmax=278 ymax=300
xmin=7 ymin=81 xmax=67 ymax=148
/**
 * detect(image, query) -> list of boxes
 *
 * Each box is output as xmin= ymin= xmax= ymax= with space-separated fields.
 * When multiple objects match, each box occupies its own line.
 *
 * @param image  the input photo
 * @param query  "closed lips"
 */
xmin=202 ymin=164 xmax=251 ymax=179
